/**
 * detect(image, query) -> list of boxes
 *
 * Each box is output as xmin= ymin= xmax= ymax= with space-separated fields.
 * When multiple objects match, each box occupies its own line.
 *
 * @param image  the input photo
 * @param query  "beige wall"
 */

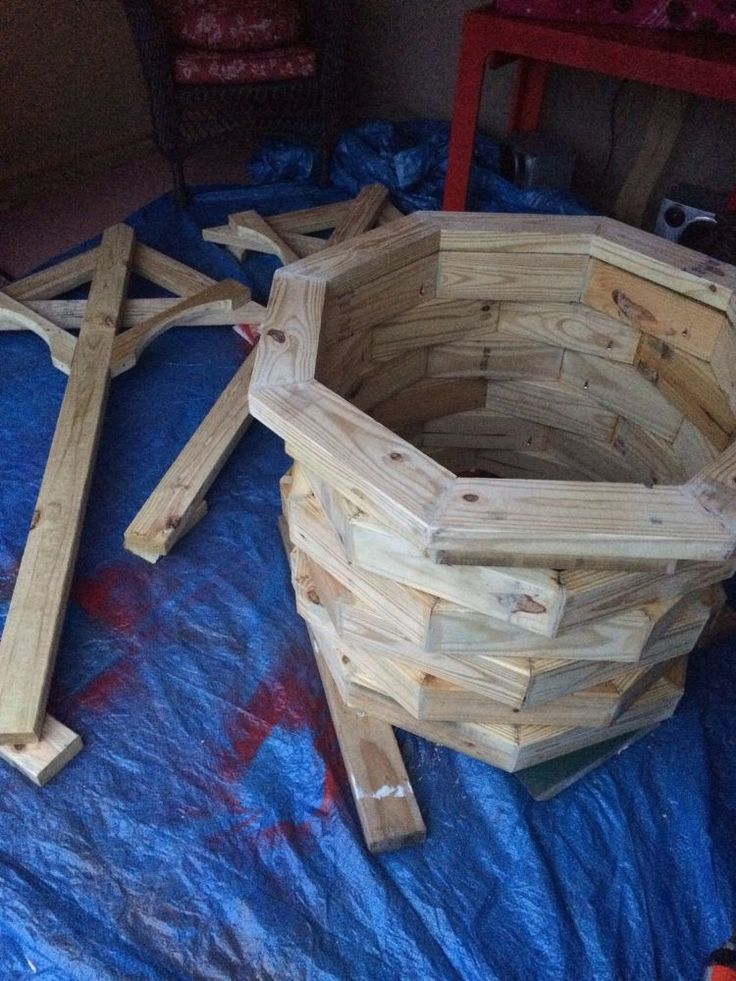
xmin=1 ymin=0 xmax=734 ymax=222
xmin=0 ymin=0 xmax=150 ymax=197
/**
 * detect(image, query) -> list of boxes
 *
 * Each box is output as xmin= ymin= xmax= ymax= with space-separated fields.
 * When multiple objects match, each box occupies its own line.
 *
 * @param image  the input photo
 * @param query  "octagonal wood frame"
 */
xmin=249 ymin=212 xmax=736 ymax=571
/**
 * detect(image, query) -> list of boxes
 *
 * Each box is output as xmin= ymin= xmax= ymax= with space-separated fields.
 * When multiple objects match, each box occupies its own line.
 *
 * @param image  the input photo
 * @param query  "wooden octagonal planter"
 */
xmin=249 ymin=211 xmax=736 ymax=775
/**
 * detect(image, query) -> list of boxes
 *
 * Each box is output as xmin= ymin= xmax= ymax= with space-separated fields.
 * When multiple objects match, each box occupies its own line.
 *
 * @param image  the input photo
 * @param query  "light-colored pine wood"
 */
xmin=250 ymin=275 xmax=326 ymax=391
xmin=134 ymin=243 xmax=216 ymax=296
xmin=560 ymin=348 xmax=683 ymax=441
xmin=422 ymin=412 xmax=550 ymax=453
xmin=497 ymin=300 xmax=641 ymax=364
xmin=687 ymin=440 xmax=736 ymax=524
xmin=0 ymin=291 xmax=76 ymax=371
xmin=671 ymin=418 xmax=719 ymax=476
xmin=226 ymin=210 xmax=300 ymax=264
xmin=709 ymin=321 xmax=736 ymax=413
xmin=327 ymin=184 xmax=389 ymax=246
xmin=309 ymin=629 xmax=426 ymax=852
xmin=351 ymin=348 xmax=427 ymax=412
xmin=111 ymin=279 xmax=252 ymax=376
xmin=0 ymin=223 xmax=134 ymax=742
xmin=612 ymin=418 xmax=690 ymax=484
xmin=372 ymin=298 xmax=498 ymax=361
xmin=372 ymin=377 xmax=488 ymax=429
xmin=5 ymin=248 xmax=98 ymax=301
xmin=13 ymin=297 xmax=264 ymax=331
xmin=583 ymin=259 xmax=725 ymax=360
xmin=434 ymin=213 xmax=600 ymax=253
xmin=437 ymin=251 xmax=587 ymax=301
xmin=426 ymin=332 xmax=563 ymax=381
xmin=592 ymin=217 xmax=736 ymax=310
xmin=0 ymin=715 xmax=82 ymax=786
xmin=124 ymin=352 xmax=255 ymax=562
xmin=636 ymin=334 xmax=734 ymax=450
xmin=485 ymin=377 xmax=618 ymax=441
xmin=432 ymin=478 xmax=735 ymax=568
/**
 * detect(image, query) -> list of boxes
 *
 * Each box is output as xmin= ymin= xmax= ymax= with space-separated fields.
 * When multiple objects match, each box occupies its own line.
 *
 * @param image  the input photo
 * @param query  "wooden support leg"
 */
xmin=0 ymin=224 xmax=135 ymax=743
xmin=509 ymin=58 xmax=549 ymax=133
xmin=0 ymin=715 xmax=83 ymax=786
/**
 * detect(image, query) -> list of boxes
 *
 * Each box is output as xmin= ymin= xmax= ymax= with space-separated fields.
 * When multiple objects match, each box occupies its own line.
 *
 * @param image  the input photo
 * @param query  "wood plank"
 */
xmin=614 ymin=88 xmax=688 ymax=228
xmin=14 ymin=297 xmax=264 ymax=331
xmin=309 ymin=631 xmax=426 ymax=853
xmin=701 ymin=319 xmax=736 ymax=415
xmin=686 ymin=440 xmax=736 ymax=524
xmin=124 ymin=352 xmax=255 ymax=562
xmin=251 ymin=380 xmax=453 ymax=544
xmin=0 ymin=715 xmax=82 ymax=786
xmin=432 ymin=478 xmax=735 ymax=568
xmin=226 ymin=210 xmax=299 ymax=264
xmin=350 ymin=348 xmax=428 ymax=412
xmin=423 ymin=411 xmax=550 ymax=453
xmin=0 ymin=223 xmax=135 ymax=742
xmin=5 ymin=248 xmax=98 ymax=301
xmin=497 ymin=301 xmax=641 ymax=364
xmin=0 ymin=291 xmax=76 ymax=372
xmin=434 ymin=213 xmax=600 ymax=252
xmin=372 ymin=298 xmax=499 ymax=361
xmin=592 ymin=217 xmax=736 ymax=310
xmin=321 ymin=253 xmax=438 ymax=345
xmin=134 ymin=243 xmax=216 ymax=296
xmin=560 ymin=348 xmax=683 ymax=441
xmin=671 ymin=418 xmax=719 ymax=477
xmin=249 ymin=276 xmax=326 ymax=391
xmin=437 ymin=251 xmax=587 ymax=301
xmin=111 ymin=279 xmax=251 ymax=376
xmin=474 ymin=448 xmax=596 ymax=483
xmin=484 ymin=378 xmax=618 ymax=441
xmin=327 ymin=184 xmax=389 ymax=246
xmin=262 ymin=199 xmax=354 ymax=235
xmin=281 ymin=231 xmax=326 ymax=258
xmin=612 ymin=418 xmax=690 ymax=485
xmin=371 ymin=377 xmax=488 ymax=429
xmin=583 ymin=259 xmax=725 ymax=360
xmin=426 ymin=332 xmax=563 ymax=381
xmin=636 ymin=334 xmax=734 ymax=449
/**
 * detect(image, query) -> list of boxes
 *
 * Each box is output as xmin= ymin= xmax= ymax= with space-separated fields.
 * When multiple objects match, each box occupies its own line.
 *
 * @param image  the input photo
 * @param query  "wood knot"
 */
xmin=267 ymin=329 xmax=286 ymax=343
xmin=165 ymin=515 xmax=181 ymax=530
xmin=307 ymin=588 xmax=321 ymax=605
xmin=512 ymin=595 xmax=547 ymax=614
xmin=30 ymin=510 xmax=41 ymax=530
xmin=612 ymin=289 xmax=656 ymax=325
xmin=389 ymin=452 xmax=403 ymax=461
xmin=462 ymin=493 xmax=479 ymax=503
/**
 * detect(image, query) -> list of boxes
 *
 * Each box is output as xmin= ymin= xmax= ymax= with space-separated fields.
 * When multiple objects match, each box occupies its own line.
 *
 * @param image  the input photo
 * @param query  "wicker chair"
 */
xmin=120 ymin=0 xmax=349 ymax=204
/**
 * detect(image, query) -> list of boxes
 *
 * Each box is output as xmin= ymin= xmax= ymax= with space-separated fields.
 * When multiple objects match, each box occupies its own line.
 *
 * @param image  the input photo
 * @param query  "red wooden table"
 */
xmin=443 ymin=6 xmax=736 ymax=211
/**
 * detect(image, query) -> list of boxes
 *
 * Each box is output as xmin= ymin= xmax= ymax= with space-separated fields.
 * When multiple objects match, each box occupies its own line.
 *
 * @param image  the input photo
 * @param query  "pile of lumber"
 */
xmin=248 ymin=209 xmax=736 ymax=820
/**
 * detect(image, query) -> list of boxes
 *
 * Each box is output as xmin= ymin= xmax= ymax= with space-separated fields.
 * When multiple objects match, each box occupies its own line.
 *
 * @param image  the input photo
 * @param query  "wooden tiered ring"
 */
xmin=250 ymin=212 xmax=736 ymax=773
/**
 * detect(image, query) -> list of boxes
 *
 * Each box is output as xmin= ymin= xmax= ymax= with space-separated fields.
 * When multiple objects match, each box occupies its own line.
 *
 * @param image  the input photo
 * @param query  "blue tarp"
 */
xmin=1 ymin=173 xmax=735 ymax=980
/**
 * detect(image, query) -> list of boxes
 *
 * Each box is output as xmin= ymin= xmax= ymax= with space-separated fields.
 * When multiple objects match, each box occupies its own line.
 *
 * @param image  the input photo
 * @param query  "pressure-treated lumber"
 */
xmin=124 ymin=351 xmax=256 ymax=561
xmin=5 ymin=248 xmax=99 ymax=301
xmin=310 ymin=632 xmax=426 ymax=853
xmin=0 ymin=715 xmax=82 ymax=786
xmin=0 ymin=224 xmax=134 ymax=743
xmin=327 ymin=184 xmax=390 ymax=245
xmin=0 ymin=291 xmax=76 ymax=371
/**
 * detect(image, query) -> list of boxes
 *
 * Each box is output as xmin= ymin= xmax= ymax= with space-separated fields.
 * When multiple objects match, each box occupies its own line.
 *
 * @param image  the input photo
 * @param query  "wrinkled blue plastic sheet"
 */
xmin=0 ymin=177 xmax=734 ymax=981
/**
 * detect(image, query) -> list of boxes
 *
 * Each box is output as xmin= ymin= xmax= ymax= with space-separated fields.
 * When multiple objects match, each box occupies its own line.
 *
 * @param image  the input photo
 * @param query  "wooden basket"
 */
xmin=250 ymin=212 xmax=736 ymax=772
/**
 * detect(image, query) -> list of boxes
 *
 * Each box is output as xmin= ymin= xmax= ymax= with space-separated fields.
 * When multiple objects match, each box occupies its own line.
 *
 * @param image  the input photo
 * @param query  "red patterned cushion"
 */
xmin=173 ymin=44 xmax=316 ymax=83
xmin=154 ymin=0 xmax=303 ymax=51
xmin=491 ymin=0 xmax=736 ymax=34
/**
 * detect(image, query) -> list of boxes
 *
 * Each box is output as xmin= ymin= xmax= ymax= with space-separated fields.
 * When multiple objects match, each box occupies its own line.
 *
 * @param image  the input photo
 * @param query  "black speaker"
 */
xmin=654 ymin=183 xmax=726 ymax=251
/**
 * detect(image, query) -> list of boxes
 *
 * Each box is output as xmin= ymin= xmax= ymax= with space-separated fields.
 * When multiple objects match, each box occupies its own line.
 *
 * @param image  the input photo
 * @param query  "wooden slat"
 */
xmin=5 ymin=248 xmax=98 ymax=301
xmin=0 ymin=291 xmax=76 ymax=372
xmin=560 ymin=348 xmax=683 ymax=441
xmin=0 ymin=223 xmax=135 ymax=742
xmin=372 ymin=298 xmax=499 ymax=361
xmin=124 ymin=353 xmax=255 ymax=562
xmin=351 ymin=348 xmax=428 ymax=412
xmin=371 ymin=377 xmax=488 ymax=429
xmin=423 ymin=411 xmax=550 ymax=453
xmin=484 ymin=378 xmax=618 ymax=441
xmin=110 ymin=279 xmax=251 ymax=376
xmin=426 ymin=332 xmax=563 ymax=381
xmin=434 ymin=213 xmax=600 ymax=252
xmin=226 ymin=210 xmax=299 ymax=263
xmin=497 ymin=300 xmax=641 ymax=364
xmin=134 ymin=243 xmax=216 ymax=296
xmin=583 ymin=258 xmax=725 ymax=360
xmin=437 ymin=251 xmax=587 ymax=301
xmin=250 ymin=275 xmax=326 ymax=391
xmin=327 ymin=184 xmax=389 ymax=246
xmin=10 ymin=297 xmax=263 ymax=331
xmin=636 ymin=334 xmax=734 ymax=450
xmin=0 ymin=715 xmax=82 ymax=786
xmin=687 ymin=441 xmax=736 ymax=524
xmin=612 ymin=418 xmax=690 ymax=485
xmin=309 ymin=631 xmax=426 ymax=853
xmin=432 ymin=478 xmax=735 ymax=568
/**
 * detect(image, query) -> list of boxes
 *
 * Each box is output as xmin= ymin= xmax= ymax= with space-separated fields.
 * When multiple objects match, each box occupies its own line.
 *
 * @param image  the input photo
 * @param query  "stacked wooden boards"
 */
xmin=250 ymin=212 xmax=736 ymax=783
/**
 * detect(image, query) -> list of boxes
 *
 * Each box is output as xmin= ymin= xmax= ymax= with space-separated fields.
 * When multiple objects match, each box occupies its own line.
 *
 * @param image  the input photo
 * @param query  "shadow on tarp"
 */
xmin=0 ymin=177 xmax=732 ymax=981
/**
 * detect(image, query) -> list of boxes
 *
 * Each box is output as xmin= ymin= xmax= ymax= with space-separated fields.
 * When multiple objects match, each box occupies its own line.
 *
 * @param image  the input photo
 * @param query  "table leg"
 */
xmin=509 ymin=58 xmax=549 ymax=132
xmin=443 ymin=39 xmax=490 ymax=211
